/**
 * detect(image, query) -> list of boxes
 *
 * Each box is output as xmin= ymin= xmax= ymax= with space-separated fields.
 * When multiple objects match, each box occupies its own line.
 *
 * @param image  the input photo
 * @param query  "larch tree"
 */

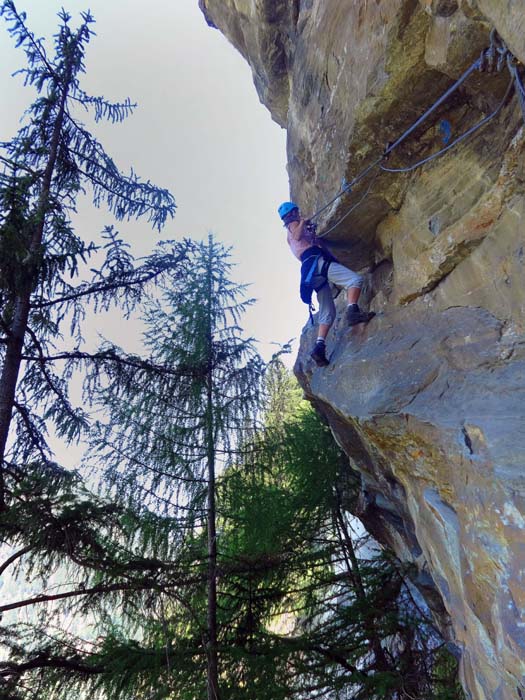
xmin=89 ymin=235 xmax=266 ymax=700
xmin=222 ymin=362 xmax=465 ymax=700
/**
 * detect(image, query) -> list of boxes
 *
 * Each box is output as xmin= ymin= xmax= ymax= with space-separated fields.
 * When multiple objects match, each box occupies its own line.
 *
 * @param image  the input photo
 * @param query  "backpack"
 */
xmin=299 ymin=249 xmax=331 ymax=321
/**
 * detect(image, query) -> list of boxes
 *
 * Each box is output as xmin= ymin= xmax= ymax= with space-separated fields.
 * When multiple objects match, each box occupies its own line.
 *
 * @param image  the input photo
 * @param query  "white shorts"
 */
xmin=312 ymin=260 xmax=363 ymax=326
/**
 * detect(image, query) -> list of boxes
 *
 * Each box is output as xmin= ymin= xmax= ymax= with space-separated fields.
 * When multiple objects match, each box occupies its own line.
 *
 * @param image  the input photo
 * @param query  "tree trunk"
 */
xmin=206 ymin=418 xmax=219 ymax=700
xmin=334 ymin=499 xmax=391 ymax=674
xmin=205 ymin=242 xmax=219 ymax=700
xmin=0 ymin=62 xmax=72 ymax=509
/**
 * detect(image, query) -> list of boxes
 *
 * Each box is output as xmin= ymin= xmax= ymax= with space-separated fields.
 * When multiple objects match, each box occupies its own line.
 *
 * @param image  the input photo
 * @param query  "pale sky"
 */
xmin=1 ymin=0 xmax=305 ymax=360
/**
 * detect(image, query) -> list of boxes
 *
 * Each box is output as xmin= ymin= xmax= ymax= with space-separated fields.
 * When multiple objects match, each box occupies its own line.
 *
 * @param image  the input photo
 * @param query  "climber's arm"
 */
xmin=287 ymin=218 xmax=306 ymax=241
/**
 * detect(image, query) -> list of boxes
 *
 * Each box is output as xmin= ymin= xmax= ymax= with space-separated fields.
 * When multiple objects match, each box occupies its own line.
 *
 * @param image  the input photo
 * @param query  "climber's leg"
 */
xmin=310 ymin=282 xmax=335 ymax=367
xmin=327 ymin=262 xmax=375 ymax=326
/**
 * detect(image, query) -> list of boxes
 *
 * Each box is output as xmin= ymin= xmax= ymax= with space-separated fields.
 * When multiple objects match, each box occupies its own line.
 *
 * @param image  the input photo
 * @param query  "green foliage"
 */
xmin=207 ymin=362 xmax=464 ymax=700
xmin=0 ymin=0 xmax=183 ymax=472
xmin=0 ymin=4 xmax=191 ymax=695
xmin=0 ymin=351 xmax=465 ymax=700
xmin=431 ymin=645 xmax=466 ymax=700
xmin=0 ymin=7 xmax=465 ymax=700
xmin=89 ymin=235 xmax=265 ymax=517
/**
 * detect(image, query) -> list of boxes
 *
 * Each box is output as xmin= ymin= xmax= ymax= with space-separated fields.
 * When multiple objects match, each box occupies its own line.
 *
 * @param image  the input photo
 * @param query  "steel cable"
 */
xmin=309 ymin=57 xmax=483 ymax=223
xmin=306 ymin=34 xmax=523 ymax=240
xmin=379 ymin=77 xmax=514 ymax=174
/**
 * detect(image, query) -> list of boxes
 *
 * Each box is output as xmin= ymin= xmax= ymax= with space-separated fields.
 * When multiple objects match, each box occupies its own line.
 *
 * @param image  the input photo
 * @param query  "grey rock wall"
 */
xmin=199 ymin=1 xmax=525 ymax=698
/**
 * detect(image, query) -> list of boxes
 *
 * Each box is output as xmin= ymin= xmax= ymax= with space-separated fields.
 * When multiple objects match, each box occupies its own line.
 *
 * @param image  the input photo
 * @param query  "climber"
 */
xmin=278 ymin=201 xmax=375 ymax=367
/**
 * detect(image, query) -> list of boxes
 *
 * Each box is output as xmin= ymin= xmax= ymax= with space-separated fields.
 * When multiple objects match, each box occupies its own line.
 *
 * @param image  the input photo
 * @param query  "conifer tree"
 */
xmin=214 ymin=361 xmax=464 ymax=700
xmin=90 ymin=235 xmax=266 ymax=700
xmin=0 ymin=0 xmax=179 ymax=507
xmin=0 ymin=5 xmax=192 ymax=695
xmin=2 ymin=348 xmax=463 ymax=700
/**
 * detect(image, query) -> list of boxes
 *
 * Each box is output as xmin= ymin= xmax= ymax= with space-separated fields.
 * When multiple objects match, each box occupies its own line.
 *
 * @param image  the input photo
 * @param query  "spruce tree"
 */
xmin=0 ymin=0 xmax=178 ymax=505
xmin=0 ymin=5 xmax=192 ymax=695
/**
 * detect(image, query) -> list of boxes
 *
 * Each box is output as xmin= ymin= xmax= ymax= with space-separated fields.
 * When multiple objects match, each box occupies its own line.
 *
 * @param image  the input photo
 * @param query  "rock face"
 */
xmin=199 ymin=2 xmax=525 ymax=699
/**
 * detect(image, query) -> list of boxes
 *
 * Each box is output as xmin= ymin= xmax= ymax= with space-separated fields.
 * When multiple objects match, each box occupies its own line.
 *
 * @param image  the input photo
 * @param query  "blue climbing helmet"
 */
xmin=278 ymin=201 xmax=299 ymax=220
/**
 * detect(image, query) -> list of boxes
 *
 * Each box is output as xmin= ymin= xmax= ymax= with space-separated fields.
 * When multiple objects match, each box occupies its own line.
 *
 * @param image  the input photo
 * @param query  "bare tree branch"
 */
xmin=0 ymin=544 xmax=33 ymax=577
xmin=30 ymin=261 xmax=183 ymax=309
xmin=0 ymin=654 xmax=104 ymax=678
xmin=0 ymin=581 xmax=149 ymax=614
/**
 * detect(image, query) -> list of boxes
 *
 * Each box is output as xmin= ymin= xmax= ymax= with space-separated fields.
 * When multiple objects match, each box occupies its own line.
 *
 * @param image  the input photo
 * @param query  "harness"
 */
xmin=300 ymin=246 xmax=332 ymax=323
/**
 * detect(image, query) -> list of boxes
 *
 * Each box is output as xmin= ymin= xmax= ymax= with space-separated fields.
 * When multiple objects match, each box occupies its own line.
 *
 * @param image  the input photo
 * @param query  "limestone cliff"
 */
xmin=198 ymin=2 xmax=525 ymax=699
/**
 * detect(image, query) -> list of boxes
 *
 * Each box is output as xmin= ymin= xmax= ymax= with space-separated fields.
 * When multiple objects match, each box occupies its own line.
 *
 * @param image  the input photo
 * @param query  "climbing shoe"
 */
xmin=310 ymin=341 xmax=329 ymax=367
xmin=347 ymin=307 xmax=376 ymax=326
